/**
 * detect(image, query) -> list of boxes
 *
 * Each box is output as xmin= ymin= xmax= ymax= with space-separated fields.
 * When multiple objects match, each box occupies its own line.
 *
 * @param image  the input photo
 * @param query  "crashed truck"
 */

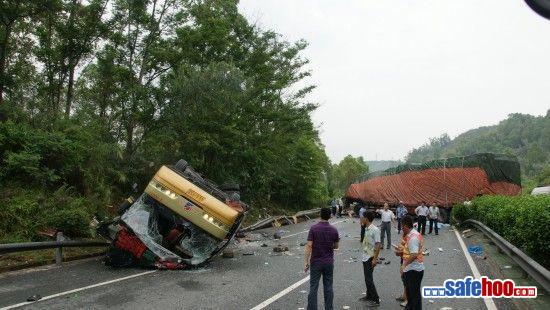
xmin=97 ymin=159 xmax=248 ymax=269
xmin=345 ymin=153 xmax=521 ymax=222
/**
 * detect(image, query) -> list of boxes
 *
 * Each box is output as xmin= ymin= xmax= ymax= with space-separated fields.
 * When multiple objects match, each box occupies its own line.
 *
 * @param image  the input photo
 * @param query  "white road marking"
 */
xmin=250 ymin=275 xmax=310 ymax=310
xmin=2 ymin=219 xmax=349 ymax=310
xmin=0 ymin=270 xmax=157 ymax=310
xmin=453 ymin=228 xmax=497 ymax=310
xmin=251 ymin=219 xmax=347 ymax=309
xmin=281 ymin=219 xmax=347 ymax=239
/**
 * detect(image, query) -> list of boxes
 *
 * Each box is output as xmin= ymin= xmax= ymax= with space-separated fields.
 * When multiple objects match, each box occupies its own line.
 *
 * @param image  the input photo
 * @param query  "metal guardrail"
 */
xmin=0 ymin=232 xmax=109 ymax=267
xmin=242 ymin=208 xmax=321 ymax=232
xmin=1 ymin=208 xmax=322 ymax=266
xmin=464 ymin=219 xmax=550 ymax=293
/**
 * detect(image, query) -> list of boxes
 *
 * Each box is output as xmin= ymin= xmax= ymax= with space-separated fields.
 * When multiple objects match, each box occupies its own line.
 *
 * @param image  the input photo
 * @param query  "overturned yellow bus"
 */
xmin=98 ymin=159 xmax=248 ymax=269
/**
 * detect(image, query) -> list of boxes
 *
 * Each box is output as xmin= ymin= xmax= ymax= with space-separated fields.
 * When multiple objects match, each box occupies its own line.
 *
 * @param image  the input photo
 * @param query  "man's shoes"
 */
xmin=395 ymin=295 xmax=405 ymax=302
xmin=386 ymin=246 xmax=390 ymax=249
xmin=359 ymin=296 xmax=369 ymax=301
xmin=400 ymin=300 xmax=407 ymax=307
xmin=366 ymin=300 xmax=381 ymax=307
xmin=435 ymin=233 xmax=439 ymax=235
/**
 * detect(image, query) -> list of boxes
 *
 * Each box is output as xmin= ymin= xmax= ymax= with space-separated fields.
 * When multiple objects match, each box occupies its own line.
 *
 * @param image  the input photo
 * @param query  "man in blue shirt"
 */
xmin=396 ymin=201 xmax=408 ymax=234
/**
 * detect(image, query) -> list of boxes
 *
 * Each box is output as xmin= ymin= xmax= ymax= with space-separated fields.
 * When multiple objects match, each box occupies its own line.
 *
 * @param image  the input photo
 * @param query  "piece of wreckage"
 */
xmin=97 ymin=159 xmax=248 ymax=269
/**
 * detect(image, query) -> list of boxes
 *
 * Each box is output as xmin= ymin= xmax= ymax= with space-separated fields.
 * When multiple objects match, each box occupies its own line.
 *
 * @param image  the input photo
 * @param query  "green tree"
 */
xmin=329 ymin=155 xmax=369 ymax=196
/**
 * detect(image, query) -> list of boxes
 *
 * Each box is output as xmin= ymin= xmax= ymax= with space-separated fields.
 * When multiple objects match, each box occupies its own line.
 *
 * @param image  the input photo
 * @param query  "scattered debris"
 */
xmin=453 ymin=249 xmax=459 ymax=252
xmin=300 ymin=290 xmax=307 ymax=294
xmin=384 ymin=261 xmax=391 ymax=265
xmin=433 ymin=263 xmax=437 ymax=265
xmin=463 ymin=233 xmax=474 ymax=238
xmin=462 ymin=229 xmax=472 ymax=234
xmin=261 ymin=243 xmax=268 ymax=247
xmin=343 ymin=306 xmax=350 ymax=310
xmin=423 ymin=250 xmax=430 ymax=256
xmin=440 ymin=307 xmax=453 ymax=310
xmin=379 ymin=257 xmax=385 ymax=261
xmin=264 ymin=262 xmax=269 ymax=265
xmin=438 ymin=248 xmax=444 ymax=252
xmin=27 ymin=295 xmax=42 ymax=302
xmin=222 ymin=250 xmax=234 ymax=258
xmin=274 ymin=231 xmax=283 ymax=239
xmin=299 ymin=242 xmax=307 ymax=246
xmin=429 ymin=300 xmax=434 ymax=303
xmin=242 ymin=252 xmax=255 ymax=256
xmin=467 ymin=245 xmax=483 ymax=255
xmin=235 ymin=230 xmax=247 ymax=238
xmin=503 ymin=265 xmax=512 ymax=269
xmin=273 ymin=245 xmax=289 ymax=252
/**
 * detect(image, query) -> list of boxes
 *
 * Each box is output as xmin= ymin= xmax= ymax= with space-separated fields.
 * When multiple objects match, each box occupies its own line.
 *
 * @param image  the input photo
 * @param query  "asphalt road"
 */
xmin=0 ymin=217 xmax=514 ymax=309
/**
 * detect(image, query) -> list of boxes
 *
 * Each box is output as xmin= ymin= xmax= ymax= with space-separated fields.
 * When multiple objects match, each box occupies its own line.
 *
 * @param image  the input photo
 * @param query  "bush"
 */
xmin=452 ymin=195 xmax=550 ymax=268
xmin=0 ymin=186 xmax=95 ymax=243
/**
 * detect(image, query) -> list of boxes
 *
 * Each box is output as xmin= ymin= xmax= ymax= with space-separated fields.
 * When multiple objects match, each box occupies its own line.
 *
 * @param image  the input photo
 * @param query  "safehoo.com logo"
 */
xmin=422 ymin=277 xmax=537 ymax=298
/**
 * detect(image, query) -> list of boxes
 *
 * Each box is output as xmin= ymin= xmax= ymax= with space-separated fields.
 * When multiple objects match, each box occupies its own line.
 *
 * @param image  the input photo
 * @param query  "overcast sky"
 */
xmin=238 ymin=0 xmax=550 ymax=163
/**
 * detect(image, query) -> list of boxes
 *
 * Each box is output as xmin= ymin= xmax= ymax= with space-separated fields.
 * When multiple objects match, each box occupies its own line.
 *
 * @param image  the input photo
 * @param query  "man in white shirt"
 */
xmin=376 ymin=203 xmax=395 ymax=249
xmin=428 ymin=204 xmax=440 ymax=235
xmin=360 ymin=211 xmax=381 ymax=307
xmin=414 ymin=202 xmax=429 ymax=235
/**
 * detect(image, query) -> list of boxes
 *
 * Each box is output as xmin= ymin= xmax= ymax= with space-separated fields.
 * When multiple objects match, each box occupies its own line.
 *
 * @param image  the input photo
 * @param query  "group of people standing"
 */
xmin=329 ymin=198 xmax=344 ymax=218
xmin=305 ymin=201 xmax=443 ymax=309
xmin=359 ymin=203 xmax=425 ymax=309
xmin=414 ymin=202 xmax=441 ymax=236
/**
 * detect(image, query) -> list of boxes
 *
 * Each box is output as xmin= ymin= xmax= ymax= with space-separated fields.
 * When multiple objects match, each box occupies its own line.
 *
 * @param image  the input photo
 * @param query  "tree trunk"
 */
xmin=125 ymin=121 xmax=134 ymax=159
xmin=65 ymin=62 xmax=75 ymax=116
xmin=0 ymin=22 xmax=13 ymax=105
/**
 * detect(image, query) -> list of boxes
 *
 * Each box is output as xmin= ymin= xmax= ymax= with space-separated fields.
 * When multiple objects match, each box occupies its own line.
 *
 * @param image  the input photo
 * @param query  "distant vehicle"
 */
xmin=531 ymin=185 xmax=550 ymax=195
xmin=345 ymin=153 xmax=521 ymax=222
xmin=97 ymin=159 xmax=248 ymax=269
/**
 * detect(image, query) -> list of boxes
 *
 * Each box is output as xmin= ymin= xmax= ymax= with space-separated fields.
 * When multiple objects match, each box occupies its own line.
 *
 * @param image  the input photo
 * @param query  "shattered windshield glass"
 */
xmin=121 ymin=194 xmax=222 ymax=265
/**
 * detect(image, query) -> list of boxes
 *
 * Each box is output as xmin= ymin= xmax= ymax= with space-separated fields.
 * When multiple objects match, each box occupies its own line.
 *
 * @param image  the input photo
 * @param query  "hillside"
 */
xmin=365 ymin=160 xmax=402 ymax=172
xmin=406 ymin=111 xmax=550 ymax=190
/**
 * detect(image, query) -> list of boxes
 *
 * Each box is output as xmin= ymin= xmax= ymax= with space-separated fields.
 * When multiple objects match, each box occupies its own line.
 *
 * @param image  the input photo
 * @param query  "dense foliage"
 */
xmin=452 ymin=195 xmax=550 ymax=268
xmin=406 ymin=112 xmax=550 ymax=192
xmin=0 ymin=0 xmax=331 ymax=242
xmin=325 ymin=155 xmax=369 ymax=198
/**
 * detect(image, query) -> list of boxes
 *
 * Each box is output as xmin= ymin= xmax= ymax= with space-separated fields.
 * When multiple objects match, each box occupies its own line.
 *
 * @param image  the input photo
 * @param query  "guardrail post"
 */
xmin=55 ymin=232 xmax=64 ymax=267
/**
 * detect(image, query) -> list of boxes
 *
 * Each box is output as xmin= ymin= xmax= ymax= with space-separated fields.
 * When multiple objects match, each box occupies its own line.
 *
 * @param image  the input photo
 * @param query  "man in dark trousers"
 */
xmin=304 ymin=207 xmax=340 ymax=310
xmin=401 ymin=215 xmax=425 ymax=310
xmin=360 ymin=211 xmax=381 ymax=307
xmin=414 ymin=202 xmax=428 ymax=235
